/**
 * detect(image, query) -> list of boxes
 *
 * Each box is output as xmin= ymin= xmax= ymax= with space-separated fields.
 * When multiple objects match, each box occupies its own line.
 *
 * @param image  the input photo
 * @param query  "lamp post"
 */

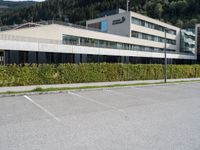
xmin=127 ymin=0 xmax=130 ymax=12
xmin=164 ymin=28 xmax=167 ymax=83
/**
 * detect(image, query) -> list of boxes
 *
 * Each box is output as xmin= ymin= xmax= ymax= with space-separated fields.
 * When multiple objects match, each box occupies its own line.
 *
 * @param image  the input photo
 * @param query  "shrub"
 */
xmin=0 ymin=63 xmax=199 ymax=87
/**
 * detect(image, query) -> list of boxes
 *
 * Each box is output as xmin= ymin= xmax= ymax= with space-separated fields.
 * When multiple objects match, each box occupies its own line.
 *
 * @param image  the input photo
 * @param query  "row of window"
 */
xmin=63 ymin=35 xmax=176 ymax=53
xmin=132 ymin=17 xmax=177 ymax=35
xmin=131 ymin=31 xmax=176 ymax=45
xmin=183 ymin=33 xmax=195 ymax=41
xmin=184 ymin=43 xmax=195 ymax=49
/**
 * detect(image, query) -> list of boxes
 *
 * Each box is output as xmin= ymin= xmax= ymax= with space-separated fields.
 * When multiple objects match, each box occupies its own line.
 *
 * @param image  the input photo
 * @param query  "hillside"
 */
xmin=0 ymin=0 xmax=36 ymax=19
xmin=0 ymin=0 xmax=200 ymax=28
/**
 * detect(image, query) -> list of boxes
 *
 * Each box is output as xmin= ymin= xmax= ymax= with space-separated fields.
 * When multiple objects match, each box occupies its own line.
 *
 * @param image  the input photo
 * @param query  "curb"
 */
xmin=0 ymin=80 xmax=200 ymax=98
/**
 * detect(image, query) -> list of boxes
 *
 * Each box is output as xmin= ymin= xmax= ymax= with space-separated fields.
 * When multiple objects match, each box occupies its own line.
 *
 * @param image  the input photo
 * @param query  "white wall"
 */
xmin=195 ymin=24 xmax=200 ymax=55
xmin=0 ymin=21 xmax=196 ymax=60
xmin=0 ymin=39 xmax=196 ymax=60
xmin=87 ymin=12 xmax=131 ymax=37
xmin=0 ymin=24 xmax=177 ymax=49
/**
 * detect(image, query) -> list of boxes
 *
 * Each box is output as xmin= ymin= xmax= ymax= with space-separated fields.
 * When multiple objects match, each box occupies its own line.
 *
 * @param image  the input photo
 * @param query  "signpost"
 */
xmin=164 ymin=28 xmax=167 ymax=83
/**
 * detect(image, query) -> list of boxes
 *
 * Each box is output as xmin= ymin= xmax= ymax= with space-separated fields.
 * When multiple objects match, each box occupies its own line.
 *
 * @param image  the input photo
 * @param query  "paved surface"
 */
xmin=0 ymin=82 xmax=200 ymax=150
xmin=0 ymin=78 xmax=200 ymax=93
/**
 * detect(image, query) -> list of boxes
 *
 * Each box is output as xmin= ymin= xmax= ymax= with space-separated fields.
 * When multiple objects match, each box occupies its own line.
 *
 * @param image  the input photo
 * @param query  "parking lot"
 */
xmin=0 ymin=82 xmax=200 ymax=150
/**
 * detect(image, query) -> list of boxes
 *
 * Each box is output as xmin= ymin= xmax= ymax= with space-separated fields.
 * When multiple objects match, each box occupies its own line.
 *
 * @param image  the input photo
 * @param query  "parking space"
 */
xmin=0 ymin=82 xmax=200 ymax=150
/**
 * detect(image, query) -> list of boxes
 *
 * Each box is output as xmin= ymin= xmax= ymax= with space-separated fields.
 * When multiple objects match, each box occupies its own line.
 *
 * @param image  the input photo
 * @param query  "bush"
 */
xmin=0 ymin=63 xmax=199 ymax=87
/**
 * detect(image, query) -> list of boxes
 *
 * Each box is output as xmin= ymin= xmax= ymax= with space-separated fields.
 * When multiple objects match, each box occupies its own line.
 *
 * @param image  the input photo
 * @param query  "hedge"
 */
xmin=0 ymin=63 xmax=200 ymax=86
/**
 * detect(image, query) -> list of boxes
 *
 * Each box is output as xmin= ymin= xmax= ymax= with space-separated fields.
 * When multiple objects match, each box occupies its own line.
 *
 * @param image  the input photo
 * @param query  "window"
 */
xmin=142 ymin=34 xmax=148 ymax=40
xmin=138 ymin=33 xmax=143 ymax=39
xmin=145 ymin=22 xmax=149 ymax=28
xmin=132 ymin=18 xmax=141 ymax=26
xmin=132 ymin=17 xmax=177 ymax=35
xmin=88 ymin=22 xmax=101 ymax=29
xmin=141 ymin=20 xmax=145 ymax=26
xmin=131 ymin=31 xmax=176 ymax=45
xmin=99 ymin=40 xmax=106 ymax=48
xmin=63 ymin=34 xmax=177 ymax=53
xmin=101 ymin=20 xmax=108 ymax=32
xmin=63 ymin=35 xmax=79 ymax=45
xmin=131 ymin=31 xmax=138 ymax=38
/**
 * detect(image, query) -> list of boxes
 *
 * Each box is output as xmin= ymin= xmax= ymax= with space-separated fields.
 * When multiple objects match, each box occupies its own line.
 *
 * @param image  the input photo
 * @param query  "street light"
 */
xmin=164 ymin=28 xmax=168 ymax=83
xmin=127 ymin=0 xmax=130 ymax=12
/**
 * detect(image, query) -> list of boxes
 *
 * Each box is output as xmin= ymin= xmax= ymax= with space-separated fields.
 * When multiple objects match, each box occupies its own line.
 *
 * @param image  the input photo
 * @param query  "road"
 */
xmin=0 ymin=82 xmax=200 ymax=150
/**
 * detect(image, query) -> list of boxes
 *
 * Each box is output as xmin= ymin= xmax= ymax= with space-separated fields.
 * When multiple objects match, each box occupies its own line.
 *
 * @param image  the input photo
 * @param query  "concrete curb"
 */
xmin=0 ymin=78 xmax=200 ymax=98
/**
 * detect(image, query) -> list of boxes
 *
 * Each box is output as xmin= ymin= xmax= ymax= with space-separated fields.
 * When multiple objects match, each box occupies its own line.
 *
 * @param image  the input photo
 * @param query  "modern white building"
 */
xmin=0 ymin=10 xmax=197 ymax=65
xmin=180 ymin=28 xmax=196 ymax=55
xmin=196 ymin=24 xmax=200 ymax=62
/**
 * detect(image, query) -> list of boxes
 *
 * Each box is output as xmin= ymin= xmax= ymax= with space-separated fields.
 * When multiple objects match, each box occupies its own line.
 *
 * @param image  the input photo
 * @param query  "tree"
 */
xmin=154 ymin=3 xmax=163 ymax=19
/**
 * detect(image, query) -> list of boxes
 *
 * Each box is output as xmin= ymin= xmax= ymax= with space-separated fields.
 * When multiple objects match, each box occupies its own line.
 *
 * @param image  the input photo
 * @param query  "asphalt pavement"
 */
xmin=0 ymin=82 xmax=200 ymax=150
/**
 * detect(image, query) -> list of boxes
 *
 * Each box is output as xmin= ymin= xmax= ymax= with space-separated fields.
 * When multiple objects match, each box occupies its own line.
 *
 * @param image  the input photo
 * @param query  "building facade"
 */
xmin=180 ymin=28 xmax=196 ymax=55
xmin=0 ymin=11 xmax=197 ymax=65
xmin=196 ymin=24 xmax=200 ymax=63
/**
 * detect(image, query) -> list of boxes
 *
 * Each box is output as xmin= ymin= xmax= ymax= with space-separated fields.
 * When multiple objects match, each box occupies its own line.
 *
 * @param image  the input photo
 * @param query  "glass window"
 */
xmin=135 ymin=45 xmax=140 ymax=50
xmin=142 ymin=34 xmax=148 ymax=40
xmin=132 ymin=17 xmax=176 ymax=35
xmin=117 ymin=43 xmax=123 ymax=49
xmin=132 ymin=18 xmax=141 ymax=25
xmin=138 ymin=33 xmax=143 ymax=39
xmin=145 ymin=22 xmax=148 ymax=27
xmin=63 ymin=34 xmax=177 ymax=53
xmin=101 ymin=20 xmax=108 ymax=32
xmin=63 ymin=35 xmax=79 ymax=45
xmin=140 ymin=46 xmax=145 ymax=51
xmin=131 ymin=31 xmax=138 ymax=38
xmin=148 ymin=23 xmax=154 ymax=29
xmin=99 ymin=40 xmax=106 ymax=48
xmin=141 ymin=20 xmax=145 ymax=26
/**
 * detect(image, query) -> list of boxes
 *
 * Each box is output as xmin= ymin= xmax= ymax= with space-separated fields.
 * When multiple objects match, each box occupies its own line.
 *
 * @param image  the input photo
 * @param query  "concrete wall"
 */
xmin=87 ymin=11 xmax=181 ymax=52
xmin=0 ymin=39 xmax=196 ymax=60
xmin=0 ymin=12 xmax=196 ymax=61
xmin=87 ymin=12 xmax=131 ymax=37
xmin=196 ymin=24 xmax=200 ymax=62
xmin=0 ymin=24 xmax=177 ymax=53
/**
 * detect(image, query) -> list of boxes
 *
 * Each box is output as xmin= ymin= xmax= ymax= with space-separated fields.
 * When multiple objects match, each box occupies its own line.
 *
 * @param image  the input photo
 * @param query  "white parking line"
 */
xmin=68 ymin=91 xmax=125 ymax=114
xmin=24 ymin=95 xmax=61 ymax=122
xmin=105 ymin=89 xmax=140 ymax=100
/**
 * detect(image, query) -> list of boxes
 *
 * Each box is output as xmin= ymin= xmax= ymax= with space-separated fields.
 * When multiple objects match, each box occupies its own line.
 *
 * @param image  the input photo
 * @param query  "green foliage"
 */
xmin=0 ymin=63 xmax=199 ymax=87
xmin=0 ymin=0 xmax=200 ymax=28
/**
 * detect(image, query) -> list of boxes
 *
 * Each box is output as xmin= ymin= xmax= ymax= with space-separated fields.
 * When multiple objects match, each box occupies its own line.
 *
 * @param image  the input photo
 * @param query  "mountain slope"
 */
xmin=0 ymin=0 xmax=36 ymax=19
xmin=0 ymin=0 xmax=200 ymax=28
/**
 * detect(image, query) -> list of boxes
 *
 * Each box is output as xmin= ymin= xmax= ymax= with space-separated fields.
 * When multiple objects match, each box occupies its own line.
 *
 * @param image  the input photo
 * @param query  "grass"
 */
xmin=0 ymin=79 xmax=200 ymax=96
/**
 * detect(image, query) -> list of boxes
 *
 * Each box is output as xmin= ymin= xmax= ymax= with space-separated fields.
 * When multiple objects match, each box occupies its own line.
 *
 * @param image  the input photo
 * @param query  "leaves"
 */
xmin=0 ymin=63 xmax=199 ymax=87
xmin=0 ymin=0 xmax=200 ymax=28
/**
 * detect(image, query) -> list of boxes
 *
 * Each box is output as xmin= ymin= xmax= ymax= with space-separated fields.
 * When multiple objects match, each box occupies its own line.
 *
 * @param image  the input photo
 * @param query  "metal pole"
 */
xmin=127 ymin=0 xmax=130 ymax=12
xmin=164 ymin=28 xmax=167 ymax=83
xmin=3 ymin=50 xmax=6 ymax=65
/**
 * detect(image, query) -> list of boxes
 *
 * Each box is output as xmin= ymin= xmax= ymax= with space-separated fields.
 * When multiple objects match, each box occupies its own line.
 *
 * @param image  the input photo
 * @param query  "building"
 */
xmin=180 ymin=28 xmax=196 ymax=55
xmin=0 ymin=10 xmax=197 ymax=65
xmin=196 ymin=24 xmax=200 ymax=63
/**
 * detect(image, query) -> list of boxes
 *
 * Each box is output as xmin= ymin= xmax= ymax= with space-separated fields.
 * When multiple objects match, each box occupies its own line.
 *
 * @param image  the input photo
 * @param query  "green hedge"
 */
xmin=0 ymin=63 xmax=200 ymax=86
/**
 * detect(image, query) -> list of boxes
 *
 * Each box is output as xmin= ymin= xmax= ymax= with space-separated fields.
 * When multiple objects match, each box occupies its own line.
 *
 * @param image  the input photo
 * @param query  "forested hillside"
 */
xmin=0 ymin=0 xmax=200 ymax=28
xmin=0 ymin=0 xmax=36 ymax=18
